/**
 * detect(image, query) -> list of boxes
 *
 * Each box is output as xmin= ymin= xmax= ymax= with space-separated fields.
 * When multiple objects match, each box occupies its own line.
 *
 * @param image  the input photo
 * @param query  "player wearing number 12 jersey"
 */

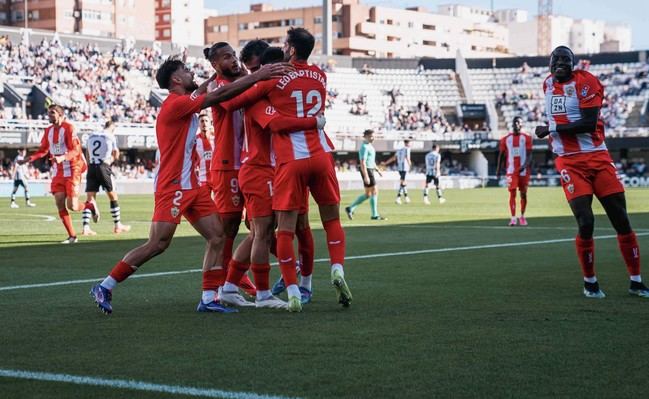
xmin=535 ymin=46 xmax=649 ymax=299
xmin=89 ymin=56 xmax=291 ymax=315
xmin=217 ymin=28 xmax=351 ymax=312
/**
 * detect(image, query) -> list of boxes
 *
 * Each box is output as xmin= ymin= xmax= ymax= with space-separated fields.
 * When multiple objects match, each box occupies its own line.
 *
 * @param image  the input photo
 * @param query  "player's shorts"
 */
xmin=51 ymin=175 xmax=81 ymax=197
xmin=554 ymin=151 xmax=624 ymax=202
xmin=425 ymin=174 xmax=439 ymax=186
xmin=273 ymin=153 xmax=340 ymax=211
xmin=152 ymin=186 xmax=217 ymax=224
xmin=361 ymin=168 xmax=376 ymax=188
xmin=506 ymin=173 xmax=530 ymax=191
xmin=211 ymin=169 xmax=244 ymax=214
xmin=239 ymin=164 xmax=274 ymax=219
xmin=398 ymin=171 xmax=407 ymax=181
xmin=85 ymin=163 xmax=114 ymax=193
xmin=13 ymin=179 xmax=27 ymax=189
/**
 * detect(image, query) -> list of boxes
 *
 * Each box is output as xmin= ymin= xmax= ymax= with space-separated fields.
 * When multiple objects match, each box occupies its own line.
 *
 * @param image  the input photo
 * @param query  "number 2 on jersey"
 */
xmin=291 ymin=90 xmax=322 ymax=117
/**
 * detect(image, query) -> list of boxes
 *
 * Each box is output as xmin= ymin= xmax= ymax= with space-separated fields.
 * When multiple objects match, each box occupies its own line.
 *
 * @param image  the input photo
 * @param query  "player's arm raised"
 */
xmin=200 ymin=63 xmax=293 ymax=109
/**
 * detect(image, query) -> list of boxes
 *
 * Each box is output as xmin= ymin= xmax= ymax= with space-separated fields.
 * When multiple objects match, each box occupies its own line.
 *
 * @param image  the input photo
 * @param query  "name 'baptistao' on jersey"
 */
xmin=87 ymin=131 xmax=118 ymax=164
xmin=154 ymin=92 xmax=205 ymax=193
xmin=239 ymin=60 xmax=334 ymax=165
xmin=543 ymin=70 xmax=607 ymax=157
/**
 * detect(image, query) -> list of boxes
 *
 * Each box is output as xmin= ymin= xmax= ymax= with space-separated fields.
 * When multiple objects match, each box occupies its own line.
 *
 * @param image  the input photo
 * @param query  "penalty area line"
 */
xmin=0 ymin=368 xmax=299 ymax=399
xmin=1 ymin=232 xmax=648 ymax=292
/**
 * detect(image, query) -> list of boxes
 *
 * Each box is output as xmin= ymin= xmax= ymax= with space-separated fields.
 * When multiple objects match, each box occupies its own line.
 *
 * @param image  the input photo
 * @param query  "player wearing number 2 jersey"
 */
xmin=535 ymin=46 xmax=648 ymax=299
xmin=90 ymin=56 xmax=292 ymax=315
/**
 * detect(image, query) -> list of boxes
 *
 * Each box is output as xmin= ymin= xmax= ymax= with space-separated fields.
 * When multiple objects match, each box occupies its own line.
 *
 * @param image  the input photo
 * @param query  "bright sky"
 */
xmin=204 ymin=0 xmax=648 ymax=50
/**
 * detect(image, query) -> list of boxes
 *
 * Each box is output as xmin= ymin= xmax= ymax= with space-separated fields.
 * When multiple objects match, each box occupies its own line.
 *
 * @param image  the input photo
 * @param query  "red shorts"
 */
xmin=51 ymin=175 xmax=81 ymax=197
xmin=273 ymin=153 xmax=340 ymax=211
xmin=554 ymin=151 xmax=624 ymax=202
xmin=152 ymin=186 xmax=217 ymax=224
xmin=211 ymin=169 xmax=244 ymax=214
xmin=239 ymin=165 xmax=274 ymax=219
xmin=506 ymin=173 xmax=530 ymax=192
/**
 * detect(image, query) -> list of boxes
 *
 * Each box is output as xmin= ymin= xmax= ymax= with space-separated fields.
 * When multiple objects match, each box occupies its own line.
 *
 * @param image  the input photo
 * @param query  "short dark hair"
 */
xmin=286 ymin=27 xmax=315 ymax=60
xmin=48 ymin=104 xmax=65 ymax=115
xmin=513 ymin=116 xmax=523 ymax=123
xmin=203 ymin=42 xmax=230 ymax=61
xmin=260 ymin=47 xmax=285 ymax=65
xmin=363 ymin=129 xmax=374 ymax=136
xmin=104 ymin=120 xmax=114 ymax=129
xmin=240 ymin=40 xmax=269 ymax=64
xmin=155 ymin=57 xmax=184 ymax=89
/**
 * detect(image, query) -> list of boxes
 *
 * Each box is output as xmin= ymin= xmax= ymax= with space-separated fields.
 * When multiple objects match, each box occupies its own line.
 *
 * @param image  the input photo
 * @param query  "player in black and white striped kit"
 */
xmin=383 ymin=140 xmax=412 ymax=204
xmin=81 ymin=121 xmax=131 ymax=235
xmin=10 ymin=148 xmax=36 ymax=208
xmin=423 ymin=144 xmax=446 ymax=205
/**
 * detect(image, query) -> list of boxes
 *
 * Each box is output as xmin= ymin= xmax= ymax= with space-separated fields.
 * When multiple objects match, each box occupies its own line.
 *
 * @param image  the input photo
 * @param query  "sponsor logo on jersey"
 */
xmin=551 ymin=96 xmax=566 ymax=114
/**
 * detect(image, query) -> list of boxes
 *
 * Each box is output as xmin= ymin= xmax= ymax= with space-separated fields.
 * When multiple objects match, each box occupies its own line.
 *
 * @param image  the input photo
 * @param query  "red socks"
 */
xmin=276 ymin=230 xmax=298 ymax=286
xmin=618 ymin=232 xmax=641 ymax=277
xmin=109 ymin=260 xmax=136 ymax=282
xmin=202 ymin=269 xmax=223 ymax=291
xmin=296 ymin=227 xmax=315 ymax=276
xmin=322 ymin=218 xmax=345 ymax=266
xmin=58 ymin=209 xmax=76 ymax=237
xmin=575 ymin=236 xmax=595 ymax=279
xmin=251 ymin=263 xmax=271 ymax=291
xmin=225 ymin=259 xmax=250 ymax=286
xmin=509 ymin=191 xmax=516 ymax=217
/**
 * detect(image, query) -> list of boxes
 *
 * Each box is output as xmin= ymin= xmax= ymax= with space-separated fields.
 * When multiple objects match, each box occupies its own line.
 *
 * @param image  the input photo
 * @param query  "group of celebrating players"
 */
xmin=16 ymin=31 xmax=648 ymax=310
xmin=86 ymin=27 xmax=352 ymax=314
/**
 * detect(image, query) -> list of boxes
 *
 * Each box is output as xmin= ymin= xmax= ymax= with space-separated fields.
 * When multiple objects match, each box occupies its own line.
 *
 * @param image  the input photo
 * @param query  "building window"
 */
xmin=423 ymin=24 xmax=435 ymax=31
xmin=28 ymin=10 xmax=39 ymax=20
xmin=314 ymin=16 xmax=322 ymax=24
xmin=423 ymin=40 xmax=436 ymax=46
xmin=408 ymin=21 xmax=414 ymax=28
xmin=162 ymin=13 xmax=170 ymax=22
xmin=332 ymin=15 xmax=340 ymax=22
xmin=220 ymin=24 xmax=228 ymax=32
xmin=12 ymin=10 xmax=23 ymax=21
xmin=161 ymin=0 xmax=170 ymax=7
xmin=239 ymin=23 xmax=248 ymax=30
xmin=162 ymin=28 xmax=170 ymax=37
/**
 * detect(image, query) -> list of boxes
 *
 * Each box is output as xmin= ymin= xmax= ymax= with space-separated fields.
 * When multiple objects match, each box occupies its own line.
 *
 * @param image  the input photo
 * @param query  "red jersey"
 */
xmin=543 ymin=70 xmax=607 ymax=156
xmin=194 ymin=133 xmax=212 ymax=185
xmin=499 ymin=132 xmax=532 ymax=176
xmin=223 ymin=61 xmax=334 ymax=165
xmin=208 ymin=78 xmax=244 ymax=171
xmin=154 ymin=92 xmax=206 ymax=193
xmin=29 ymin=121 xmax=83 ymax=178
xmin=242 ymin=99 xmax=277 ymax=167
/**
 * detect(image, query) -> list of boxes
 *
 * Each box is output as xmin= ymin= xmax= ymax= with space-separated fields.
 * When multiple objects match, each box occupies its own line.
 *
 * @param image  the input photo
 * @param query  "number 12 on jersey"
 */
xmin=291 ymin=90 xmax=322 ymax=117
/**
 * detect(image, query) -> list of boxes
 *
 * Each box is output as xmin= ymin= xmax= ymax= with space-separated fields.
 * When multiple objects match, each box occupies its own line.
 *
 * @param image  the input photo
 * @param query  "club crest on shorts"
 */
xmin=567 ymin=184 xmax=575 ymax=194
xmin=231 ymin=194 xmax=241 ymax=207
xmin=581 ymin=85 xmax=589 ymax=98
xmin=171 ymin=207 xmax=180 ymax=218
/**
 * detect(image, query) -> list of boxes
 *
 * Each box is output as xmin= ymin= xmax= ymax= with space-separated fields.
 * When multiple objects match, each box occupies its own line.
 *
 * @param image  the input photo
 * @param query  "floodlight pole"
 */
xmin=322 ymin=0 xmax=332 ymax=56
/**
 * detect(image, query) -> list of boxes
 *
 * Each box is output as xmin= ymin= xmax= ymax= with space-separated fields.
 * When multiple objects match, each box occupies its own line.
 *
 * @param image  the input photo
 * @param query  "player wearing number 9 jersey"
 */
xmin=89 ymin=56 xmax=293 ymax=315
xmin=535 ymin=46 xmax=649 ymax=299
xmin=215 ymin=28 xmax=351 ymax=312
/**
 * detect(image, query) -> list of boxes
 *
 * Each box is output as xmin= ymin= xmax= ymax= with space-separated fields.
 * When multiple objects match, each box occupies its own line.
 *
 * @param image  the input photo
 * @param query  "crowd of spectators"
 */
xmin=0 ymin=37 xmax=164 ymax=123
xmin=385 ymin=101 xmax=452 ymax=133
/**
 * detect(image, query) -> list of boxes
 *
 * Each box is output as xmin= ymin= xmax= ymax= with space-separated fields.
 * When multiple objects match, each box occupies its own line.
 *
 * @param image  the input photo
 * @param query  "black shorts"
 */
xmin=426 ymin=174 xmax=439 ymax=186
xmin=398 ymin=171 xmax=407 ymax=181
xmin=361 ymin=168 xmax=376 ymax=188
xmin=13 ymin=179 xmax=27 ymax=189
xmin=86 ymin=163 xmax=114 ymax=193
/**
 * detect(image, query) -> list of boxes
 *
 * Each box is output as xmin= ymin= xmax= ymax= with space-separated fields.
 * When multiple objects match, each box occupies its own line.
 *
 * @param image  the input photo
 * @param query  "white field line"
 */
xmin=0 ymin=369 xmax=299 ymax=399
xmin=2 ymin=232 xmax=648 ymax=292
xmin=6 ymin=213 xmax=56 ymax=222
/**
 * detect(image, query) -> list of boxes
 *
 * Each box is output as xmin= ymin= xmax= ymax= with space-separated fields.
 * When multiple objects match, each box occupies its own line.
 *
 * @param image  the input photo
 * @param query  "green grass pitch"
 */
xmin=1 ymin=187 xmax=648 ymax=398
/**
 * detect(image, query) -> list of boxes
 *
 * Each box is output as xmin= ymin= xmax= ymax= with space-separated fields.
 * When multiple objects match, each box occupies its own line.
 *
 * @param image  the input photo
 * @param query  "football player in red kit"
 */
xmin=535 ymin=46 xmax=649 ymax=299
